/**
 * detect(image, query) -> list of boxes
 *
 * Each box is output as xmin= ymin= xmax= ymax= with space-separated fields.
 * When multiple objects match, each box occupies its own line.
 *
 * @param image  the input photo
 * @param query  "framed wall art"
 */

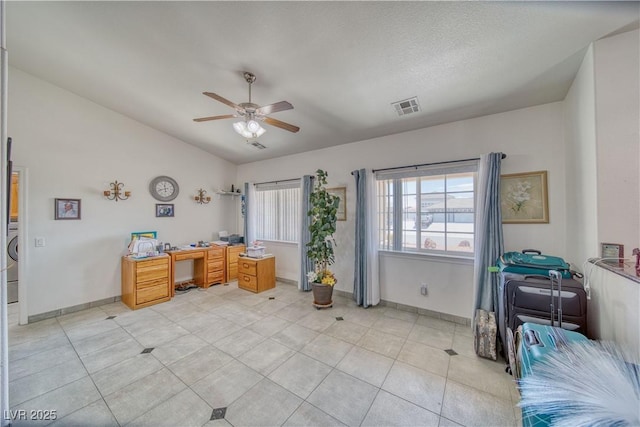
xmin=501 ymin=171 xmax=549 ymax=224
xmin=131 ymin=231 xmax=157 ymax=240
xmin=601 ymin=243 xmax=624 ymax=267
xmin=55 ymin=198 xmax=81 ymax=220
xmin=327 ymin=187 xmax=347 ymax=221
xmin=155 ymin=203 xmax=174 ymax=218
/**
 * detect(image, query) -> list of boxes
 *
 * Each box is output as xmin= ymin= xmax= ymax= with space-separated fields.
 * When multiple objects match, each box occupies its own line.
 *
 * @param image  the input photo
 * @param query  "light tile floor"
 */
xmin=7 ymin=282 xmax=523 ymax=426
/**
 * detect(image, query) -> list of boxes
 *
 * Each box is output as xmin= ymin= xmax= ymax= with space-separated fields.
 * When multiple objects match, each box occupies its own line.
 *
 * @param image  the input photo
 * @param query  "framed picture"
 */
xmin=327 ymin=187 xmax=346 ymax=221
xmin=54 ymin=198 xmax=81 ymax=220
xmin=601 ymin=243 xmax=624 ymax=267
xmin=501 ymin=171 xmax=549 ymax=224
xmin=156 ymin=203 xmax=174 ymax=218
xmin=131 ymin=231 xmax=157 ymax=240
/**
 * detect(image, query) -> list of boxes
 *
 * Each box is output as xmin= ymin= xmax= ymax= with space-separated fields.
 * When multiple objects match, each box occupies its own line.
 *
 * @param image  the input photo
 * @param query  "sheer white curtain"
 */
xmin=353 ymin=168 xmax=380 ymax=307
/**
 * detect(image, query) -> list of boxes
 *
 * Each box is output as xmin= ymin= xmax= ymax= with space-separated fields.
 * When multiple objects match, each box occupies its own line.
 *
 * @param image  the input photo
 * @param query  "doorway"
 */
xmin=7 ymin=171 xmax=18 ymax=304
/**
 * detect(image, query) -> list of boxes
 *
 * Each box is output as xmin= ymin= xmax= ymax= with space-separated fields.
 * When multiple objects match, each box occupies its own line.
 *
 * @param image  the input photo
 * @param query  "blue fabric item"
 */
xmin=473 ymin=153 xmax=504 ymax=314
xmin=299 ymin=175 xmax=313 ymax=291
xmin=353 ymin=169 xmax=369 ymax=307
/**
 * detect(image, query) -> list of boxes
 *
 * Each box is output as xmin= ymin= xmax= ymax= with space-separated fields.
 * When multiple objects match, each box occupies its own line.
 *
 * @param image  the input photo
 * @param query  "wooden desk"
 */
xmin=121 ymin=254 xmax=172 ymax=310
xmin=166 ymin=245 xmax=226 ymax=296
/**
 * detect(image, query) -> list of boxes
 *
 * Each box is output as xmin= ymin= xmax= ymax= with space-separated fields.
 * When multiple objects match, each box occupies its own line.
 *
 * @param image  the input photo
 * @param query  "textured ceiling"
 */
xmin=6 ymin=1 xmax=639 ymax=164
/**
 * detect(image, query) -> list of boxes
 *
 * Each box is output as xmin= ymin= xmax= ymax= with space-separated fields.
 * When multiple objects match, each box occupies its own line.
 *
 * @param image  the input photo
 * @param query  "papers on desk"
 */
xmin=212 ymin=240 xmax=229 ymax=246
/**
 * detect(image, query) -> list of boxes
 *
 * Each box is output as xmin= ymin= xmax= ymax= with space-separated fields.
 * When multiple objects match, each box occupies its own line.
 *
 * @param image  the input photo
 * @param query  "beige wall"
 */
xmin=238 ymin=102 xmax=567 ymax=319
xmin=594 ymin=29 xmax=640 ymax=254
xmin=563 ymin=29 xmax=640 ymax=356
xmin=9 ymin=68 xmax=238 ymax=319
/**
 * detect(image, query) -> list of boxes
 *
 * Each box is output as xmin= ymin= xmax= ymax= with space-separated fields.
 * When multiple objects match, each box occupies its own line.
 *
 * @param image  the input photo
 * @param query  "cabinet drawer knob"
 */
xmin=244 ymin=276 xmax=250 ymax=282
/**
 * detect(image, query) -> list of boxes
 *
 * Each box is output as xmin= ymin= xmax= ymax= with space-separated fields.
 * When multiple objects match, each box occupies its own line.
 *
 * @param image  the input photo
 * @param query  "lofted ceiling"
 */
xmin=5 ymin=1 xmax=639 ymax=165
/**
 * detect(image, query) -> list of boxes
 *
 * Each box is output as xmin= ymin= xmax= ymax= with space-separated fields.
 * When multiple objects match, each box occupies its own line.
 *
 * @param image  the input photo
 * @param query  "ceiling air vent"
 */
xmin=248 ymin=141 xmax=267 ymax=149
xmin=392 ymin=97 xmax=420 ymax=117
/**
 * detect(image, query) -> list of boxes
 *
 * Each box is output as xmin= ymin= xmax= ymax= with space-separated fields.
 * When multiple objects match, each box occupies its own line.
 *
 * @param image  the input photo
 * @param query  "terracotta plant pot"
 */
xmin=311 ymin=282 xmax=334 ymax=307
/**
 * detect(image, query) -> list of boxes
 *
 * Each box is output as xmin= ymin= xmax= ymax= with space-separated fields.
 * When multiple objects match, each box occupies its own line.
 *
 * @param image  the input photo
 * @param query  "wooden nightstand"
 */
xmin=237 ymin=256 xmax=276 ymax=293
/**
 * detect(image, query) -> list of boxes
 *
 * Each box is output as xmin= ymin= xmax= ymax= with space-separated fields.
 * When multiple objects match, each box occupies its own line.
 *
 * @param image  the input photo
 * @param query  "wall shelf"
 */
xmin=216 ymin=190 xmax=242 ymax=197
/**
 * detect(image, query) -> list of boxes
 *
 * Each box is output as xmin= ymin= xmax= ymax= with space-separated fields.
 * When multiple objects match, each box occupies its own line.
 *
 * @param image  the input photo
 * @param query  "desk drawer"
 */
xmin=227 ymin=265 xmax=238 ymax=280
xmin=137 ymin=278 xmax=168 ymax=290
xmin=238 ymin=260 xmax=257 ymax=275
xmin=175 ymin=252 xmax=203 ymax=261
xmin=136 ymin=263 xmax=168 ymax=282
xmin=208 ymin=247 xmax=224 ymax=260
xmin=238 ymin=273 xmax=257 ymax=292
xmin=207 ymin=259 xmax=224 ymax=273
xmin=136 ymin=282 xmax=169 ymax=304
xmin=208 ymin=271 xmax=224 ymax=284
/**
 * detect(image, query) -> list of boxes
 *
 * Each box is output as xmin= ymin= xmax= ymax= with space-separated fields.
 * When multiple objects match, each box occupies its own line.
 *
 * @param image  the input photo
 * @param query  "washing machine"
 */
xmin=7 ymin=222 xmax=18 ymax=303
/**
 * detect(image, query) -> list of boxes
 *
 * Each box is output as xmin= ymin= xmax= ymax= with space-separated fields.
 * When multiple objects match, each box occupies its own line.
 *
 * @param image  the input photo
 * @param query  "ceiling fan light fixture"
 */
xmin=246 ymin=119 xmax=261 ymax=133
xmin=233 ymin=120 xmax=265 ymax=139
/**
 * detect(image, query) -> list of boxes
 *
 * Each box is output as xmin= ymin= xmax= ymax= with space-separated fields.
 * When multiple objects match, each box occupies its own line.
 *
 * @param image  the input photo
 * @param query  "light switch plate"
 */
xmin=35 ymin=237 xmax=45 ymax=247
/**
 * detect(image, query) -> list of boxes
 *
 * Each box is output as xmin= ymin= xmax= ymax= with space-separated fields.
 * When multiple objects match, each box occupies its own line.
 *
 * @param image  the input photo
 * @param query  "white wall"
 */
xmin=586 ymin=265 xmax=640 ymax=360
xmin=238 ymin=102 xmax=567 ymax=319
xmin=9 ymin=68 xmax=238 ymax=317
xmin=594 ymin=29 xmax=640 ymax=254
xmin=563 ymin=30 xmax=640 ymax=356
xmin=563 ymin=44 xmax=598 ymax=270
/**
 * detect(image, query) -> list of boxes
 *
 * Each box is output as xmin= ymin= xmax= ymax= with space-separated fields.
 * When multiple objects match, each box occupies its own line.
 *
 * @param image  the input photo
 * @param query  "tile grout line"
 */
xmin=54 ymin=307 xmax=124 ymax=427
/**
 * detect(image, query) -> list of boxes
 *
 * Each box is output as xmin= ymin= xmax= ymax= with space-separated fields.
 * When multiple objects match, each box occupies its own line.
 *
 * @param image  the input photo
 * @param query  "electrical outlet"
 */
xmin=35 ymin=237 xmax=46 ymax=247
xmin=420 ymin=283 xmax=428 ymax=296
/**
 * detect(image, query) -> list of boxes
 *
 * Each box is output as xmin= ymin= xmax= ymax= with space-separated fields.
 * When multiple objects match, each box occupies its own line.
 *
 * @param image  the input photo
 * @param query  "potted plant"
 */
xmin=306 ymin=169 xmax=340 ymax=308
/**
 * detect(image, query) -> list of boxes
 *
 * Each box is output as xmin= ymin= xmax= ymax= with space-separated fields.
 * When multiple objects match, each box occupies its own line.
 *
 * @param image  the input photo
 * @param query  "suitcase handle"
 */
xmin=522 ymin=249 xmax=542 ymax=255
xmin=523 ymin=329 xmax=543 ymax=347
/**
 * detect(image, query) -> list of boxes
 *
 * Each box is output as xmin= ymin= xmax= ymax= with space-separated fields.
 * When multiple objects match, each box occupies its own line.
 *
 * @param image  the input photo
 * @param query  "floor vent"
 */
xmin=392 ymin=97 xmax=420 ymax=116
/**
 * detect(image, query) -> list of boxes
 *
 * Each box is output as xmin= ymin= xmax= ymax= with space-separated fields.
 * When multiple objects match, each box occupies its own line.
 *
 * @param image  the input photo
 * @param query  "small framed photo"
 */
xmin=501 ymin=171 xmax=549 ymax=224
xmin=55 ymin=198 xmax=81 ymax=220
xmin=327 ymin=187 xmax=346 ymax=221
xmin=601 ymin=243 xmax=624 ymax=267
xmin=156 ymin=203 xmax=174 ymax=218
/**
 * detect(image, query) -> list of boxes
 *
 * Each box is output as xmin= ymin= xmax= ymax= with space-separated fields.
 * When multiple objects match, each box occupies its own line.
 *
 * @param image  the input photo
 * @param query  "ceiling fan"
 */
xmin=194 ymin=72 xmax=300 ymax=139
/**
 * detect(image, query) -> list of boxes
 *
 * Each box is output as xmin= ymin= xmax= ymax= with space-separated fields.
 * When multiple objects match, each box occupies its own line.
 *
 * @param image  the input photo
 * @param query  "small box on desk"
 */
xmin=246 ymin=246 xmax=265 ymax=258
xmin=220 ymin=234 xmax=244 ymax=244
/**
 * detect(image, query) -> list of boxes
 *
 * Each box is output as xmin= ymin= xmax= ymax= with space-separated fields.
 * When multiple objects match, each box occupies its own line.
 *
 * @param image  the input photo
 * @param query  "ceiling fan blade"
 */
xmin=203 ymin=92 xmax=241 ymax=111
xmin=263 ymin=116 xmax=300 ymax=133
xmin=255 ymin=101 xmax=293 ymax=116
xmin=193 ymin=114 xmax=236 ymax=122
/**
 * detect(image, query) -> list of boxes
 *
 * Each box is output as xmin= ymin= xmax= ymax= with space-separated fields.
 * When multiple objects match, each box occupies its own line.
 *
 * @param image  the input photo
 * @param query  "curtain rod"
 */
xmin=366 ymin=153 xmax=507 ymax=174
xmin=253 ymin=177 xmax=300 ymax=186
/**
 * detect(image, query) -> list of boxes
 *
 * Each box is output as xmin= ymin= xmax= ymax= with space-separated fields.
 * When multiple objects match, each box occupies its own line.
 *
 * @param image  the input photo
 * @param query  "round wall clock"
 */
xmin=149 ymin=176 xmax=179 ymax=202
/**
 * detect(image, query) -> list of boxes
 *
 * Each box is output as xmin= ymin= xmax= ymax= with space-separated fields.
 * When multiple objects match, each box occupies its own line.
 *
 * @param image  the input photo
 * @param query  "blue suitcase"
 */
xmin=498 ymin=249 xmax=572 ymax=279
xmin=515 ymin=323 xmax=589 ymax=427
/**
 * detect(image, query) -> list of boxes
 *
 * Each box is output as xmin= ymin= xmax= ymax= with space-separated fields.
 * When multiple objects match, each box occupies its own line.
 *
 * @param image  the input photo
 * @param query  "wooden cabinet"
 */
xmin=10 ymin=173 xmax=18 ymax=221
xmin=121 ymin=255 xmax=171 ymax=309
xmin=237 ymin=256 xmax=276 ymax=293
xmin=226 ymin=245 xmax=245 ymax=281
xmin=206 ymin=245 xmax=226 ymax=286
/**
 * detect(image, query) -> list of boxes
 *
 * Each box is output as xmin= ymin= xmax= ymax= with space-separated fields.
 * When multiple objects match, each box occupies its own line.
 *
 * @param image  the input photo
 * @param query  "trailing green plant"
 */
xmin=306 ymin=169 xmax=340 ymax=285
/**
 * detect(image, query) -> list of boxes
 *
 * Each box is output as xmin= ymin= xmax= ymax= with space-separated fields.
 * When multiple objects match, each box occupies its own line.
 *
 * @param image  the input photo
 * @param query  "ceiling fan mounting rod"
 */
xmin=244 ymin=72 xmax=256 ymax=103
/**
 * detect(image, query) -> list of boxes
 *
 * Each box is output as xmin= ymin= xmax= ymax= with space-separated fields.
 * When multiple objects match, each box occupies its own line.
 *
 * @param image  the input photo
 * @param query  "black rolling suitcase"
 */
xmin=498 ymin=271 xmax=587 ymax=359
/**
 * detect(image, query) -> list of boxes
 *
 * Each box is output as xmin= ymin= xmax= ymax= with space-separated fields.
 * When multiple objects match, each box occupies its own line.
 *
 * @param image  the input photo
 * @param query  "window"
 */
xmin=254 ymin=182 xmax=300 ymax=243
xmin=376 ymin=161 xmax=477 ymax=256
